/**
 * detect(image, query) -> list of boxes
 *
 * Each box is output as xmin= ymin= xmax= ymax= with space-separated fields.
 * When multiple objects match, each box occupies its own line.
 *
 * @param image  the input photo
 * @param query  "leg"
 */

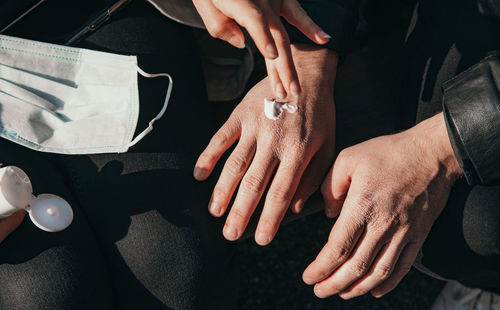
xmin=0 ymin=140 xmax=116 ymax=310
xmin=60 ymin=2 xmax=235 ymax=309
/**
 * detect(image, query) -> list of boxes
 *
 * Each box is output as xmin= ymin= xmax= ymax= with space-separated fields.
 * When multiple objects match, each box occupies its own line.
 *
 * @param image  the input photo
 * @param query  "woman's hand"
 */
xmin=0 ymin=210 xmax=26 ymax=243
xmin=192 ymin=0 xmax=331 ymax=99
xmin=194 ymin=45 xmax=337 ymax=245
xmin=303 ymin=113 xmax=463 ymax=299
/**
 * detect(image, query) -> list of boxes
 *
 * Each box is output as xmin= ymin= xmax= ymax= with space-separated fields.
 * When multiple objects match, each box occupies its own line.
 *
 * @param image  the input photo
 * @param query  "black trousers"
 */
xmin=0 ymin=2 xmax=234 ymax=309
xmin=0 ymin=0 xmax=498 ymax=309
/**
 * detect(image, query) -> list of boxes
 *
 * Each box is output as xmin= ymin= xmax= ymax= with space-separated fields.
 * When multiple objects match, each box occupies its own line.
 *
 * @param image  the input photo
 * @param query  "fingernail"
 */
xmin=314 ymin=287 xmax=327 ymax=298
xmin=229 ymin=36 xmax=245 ymax=49
xmin=303 ymin=276 xmax=315 ymax=284
xmin=372 ymin=292 xmax=384 ymax=298
xmin=266 ymin=44 xmax=278 ymax=58
xmin=209 ymin=201 xmax=221 ymax=216
xmin=276 ymin=83 xmax=286 ymax=100
xmin=223 ymin=225 xmax=239 ymax=241
xmin=290 ymin=81 xmax=301 ymax=97
xmin=193 ymin=167 xmax=206 ymax=180
xmin=255 ymin=231 xmax=272 ymax=246
xmin=340 ymin=293 xmax=352 ymax=300
xmin=317 ymin=30 xmax=332 ymax=40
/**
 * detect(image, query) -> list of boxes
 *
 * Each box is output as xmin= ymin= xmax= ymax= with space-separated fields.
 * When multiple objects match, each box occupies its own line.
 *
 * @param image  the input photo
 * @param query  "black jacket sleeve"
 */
xmin=443 ymin=52 xmax=500 ymax=185
xmin=284 ymin=0 xmax=360 ymax=54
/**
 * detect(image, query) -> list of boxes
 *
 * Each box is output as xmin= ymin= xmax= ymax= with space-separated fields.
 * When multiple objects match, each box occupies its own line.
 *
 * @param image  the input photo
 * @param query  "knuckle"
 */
xmin=268 ymin=187 xmax=293 ymax=205
xmin=210 ymin=131 xmax=231 ymax=149
xmin=198 ymin=152 xmax=217 ymax=165
xmin=326 ymin=244 xmax=351 ymax=263
xmin=241 ymin=174 xmax=265 ymax=194
xmin=348 ymin=259 xmax=370 ymax=277
xmin=206 ymin=23 xmax=228 ymax=39
xmin=374 ymin=263 xmax=394 ymax=281
xmin=397 ymin=263 xmax=413 ymax=275
xmin=229 ymin=207 xmax=247 ymax=222
xmin=226 ymin=155 xmax=248 ymax=176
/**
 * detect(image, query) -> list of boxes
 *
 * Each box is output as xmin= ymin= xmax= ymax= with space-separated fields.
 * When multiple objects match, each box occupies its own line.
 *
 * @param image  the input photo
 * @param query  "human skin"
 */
xmin=303 ymin=113 xmax=463 ymax=299
xmin=0 ymin=210 xmax=26 ymax=243
xmin=194 ymin=44 xmax=337 ymax=245
xmin=192 ymin=0 xmax=331 ymax=99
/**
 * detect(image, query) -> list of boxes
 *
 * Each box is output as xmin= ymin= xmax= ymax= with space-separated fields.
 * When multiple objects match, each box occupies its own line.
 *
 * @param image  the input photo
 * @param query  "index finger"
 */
xmin=213 ymin=0 xmax=279 ymax=59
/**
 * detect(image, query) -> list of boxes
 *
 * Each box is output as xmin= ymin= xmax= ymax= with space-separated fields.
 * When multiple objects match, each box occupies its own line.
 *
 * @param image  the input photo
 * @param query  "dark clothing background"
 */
xmin=398 ymin=0 xmax=500 ymax=293
xmin=0 ymin=1 xmax=235 ymax=309
xmin=0 ymin=0 xmax=498 ymax=309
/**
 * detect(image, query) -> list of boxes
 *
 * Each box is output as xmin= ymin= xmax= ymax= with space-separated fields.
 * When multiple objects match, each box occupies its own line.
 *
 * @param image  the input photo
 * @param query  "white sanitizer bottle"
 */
xmin=0 ymin=166 xmax=73 ymax=232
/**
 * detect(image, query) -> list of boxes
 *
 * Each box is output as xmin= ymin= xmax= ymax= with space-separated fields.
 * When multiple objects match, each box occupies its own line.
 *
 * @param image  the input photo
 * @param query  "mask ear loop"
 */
xmin=127 ymin=66 xmax=173 ymax=148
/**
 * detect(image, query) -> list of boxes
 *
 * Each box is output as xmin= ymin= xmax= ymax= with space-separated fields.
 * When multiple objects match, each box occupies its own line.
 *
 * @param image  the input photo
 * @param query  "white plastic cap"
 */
xmin=28 ymin=194 xmax=73 ymax=232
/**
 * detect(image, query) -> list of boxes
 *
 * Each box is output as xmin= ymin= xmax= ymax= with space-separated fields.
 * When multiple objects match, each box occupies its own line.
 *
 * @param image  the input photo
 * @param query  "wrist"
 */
xmin=412 ymin=113 xmax=463 ymax=182
xmin=291 ymin=44 xmax=338 ymax=89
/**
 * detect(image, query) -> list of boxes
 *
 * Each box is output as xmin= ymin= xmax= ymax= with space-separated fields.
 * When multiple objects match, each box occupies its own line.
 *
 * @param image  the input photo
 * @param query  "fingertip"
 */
xmin=223 ymin=224 xmax=240 ymax=241
xmin=255 ymin=231 xmax=273 ymax=246
xmin=193 ymin=166 xmax=209 ymax=181
xmin=314 ymin=30 xmax=332 ymax=44
xmin=275 ymin=83 xmax=287 ymax=100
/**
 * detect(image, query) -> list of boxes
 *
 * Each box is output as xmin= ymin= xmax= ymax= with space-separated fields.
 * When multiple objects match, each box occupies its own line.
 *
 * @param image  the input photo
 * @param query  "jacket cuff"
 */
xmin=442 ymin=53 xmax=500 ymax=185
xmin=284 ymin=0 xmax=359 ymax=54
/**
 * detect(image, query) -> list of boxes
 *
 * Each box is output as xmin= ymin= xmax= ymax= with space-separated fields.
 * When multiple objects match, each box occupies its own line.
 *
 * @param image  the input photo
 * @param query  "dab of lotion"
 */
xmin=264 ymin=98 xmax=297 ymax=120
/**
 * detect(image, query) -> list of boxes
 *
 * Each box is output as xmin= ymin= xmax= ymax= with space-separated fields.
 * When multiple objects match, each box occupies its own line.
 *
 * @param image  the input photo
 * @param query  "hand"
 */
xmin=303 ymin=113 xmax=463 ymax=299
xmin=0 ymin=210 xmax=26 ymax=243
xmin=194 ymin=44 xmax=337 ymax=245
xmin=192 ymin=0 xmax=331 ymax=99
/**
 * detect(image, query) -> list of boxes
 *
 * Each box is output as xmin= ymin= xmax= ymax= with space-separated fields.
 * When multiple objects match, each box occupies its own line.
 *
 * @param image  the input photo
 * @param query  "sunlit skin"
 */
xmin=192 ymin=0 xmax=331 ymax=99
xmin=303 ymin=113 xmax=463 ymax=299
xmin=194 ymin=44 xmax=338 ymax=246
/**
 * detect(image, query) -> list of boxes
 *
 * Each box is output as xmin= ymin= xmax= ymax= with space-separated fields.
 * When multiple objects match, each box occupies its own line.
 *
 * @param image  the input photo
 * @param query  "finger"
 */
xmin=213 ymin=0 xmax=278 ymax=58
xmin=370 ymin=241 xmax=422 ymax=298
xmin=194 ymin=117 xmax=240 ymax=181
xmin=209 ymin=138 xmax=256 ymax=217
xmin=281 ymin=0 xmax=331 ymax=44
xmin=313 ymin=226 xmax=389 ymax=298
xmin=255 ymin=155 xmax=310 ymax=246
xmin=265 ymin=60 xmax=287 ymax=100
xmin=223 ymin=146 xmax=278 ymax=241
xmin=0 ymin=210 xmax=27 ymax=243
xmin=338 ymin=234 xmax=406 ymax=299
xmin=302 ymin=205 xmax=364 ymax=285
xmin=321 ymin=149 xmax=352 ymax=218
xmin=267 ymin=17 xmax=300 ymax=97
xmin=290 ymin=149 xmax=333 ymax=214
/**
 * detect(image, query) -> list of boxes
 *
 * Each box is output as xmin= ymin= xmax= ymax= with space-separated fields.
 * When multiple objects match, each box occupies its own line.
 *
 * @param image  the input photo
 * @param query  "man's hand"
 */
xmin=194 ymin=44 xmax=337 ymax=245
xmin=303 ymin=113 xmax=463 ymax=299
xmin=192 ymin=0 xmax=331 ymax=99
xmin=0 ymin=210 xmax=26 ymax=243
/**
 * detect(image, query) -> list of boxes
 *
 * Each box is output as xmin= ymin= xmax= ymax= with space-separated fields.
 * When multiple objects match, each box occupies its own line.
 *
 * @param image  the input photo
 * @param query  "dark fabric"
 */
xmin=0 ymin=1 xmax=235 ymax=309
xmin=395 ymin=0 xmax=500 ymax=293
xmin=443 ymin=54 xmax=500 ymax=185
xmin=422 ymin=179 xmax=500 ymax=293
xmin=284 ymin=0 xmax=360 ymax=54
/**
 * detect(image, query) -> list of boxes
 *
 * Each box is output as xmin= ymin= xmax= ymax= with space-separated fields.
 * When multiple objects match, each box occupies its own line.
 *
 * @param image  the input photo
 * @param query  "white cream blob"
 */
xmin=264 ymin=98 xmax=298 ymax=120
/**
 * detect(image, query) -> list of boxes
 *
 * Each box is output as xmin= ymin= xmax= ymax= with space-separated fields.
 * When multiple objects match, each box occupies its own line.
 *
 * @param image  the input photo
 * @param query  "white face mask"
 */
xmin=0 ymin=35 xmax=172 ymax=154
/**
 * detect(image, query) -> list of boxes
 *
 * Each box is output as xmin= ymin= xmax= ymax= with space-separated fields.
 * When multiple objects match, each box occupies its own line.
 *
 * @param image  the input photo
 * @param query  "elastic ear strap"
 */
xmin=128 ymin=66 xmax=173 ymax=148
